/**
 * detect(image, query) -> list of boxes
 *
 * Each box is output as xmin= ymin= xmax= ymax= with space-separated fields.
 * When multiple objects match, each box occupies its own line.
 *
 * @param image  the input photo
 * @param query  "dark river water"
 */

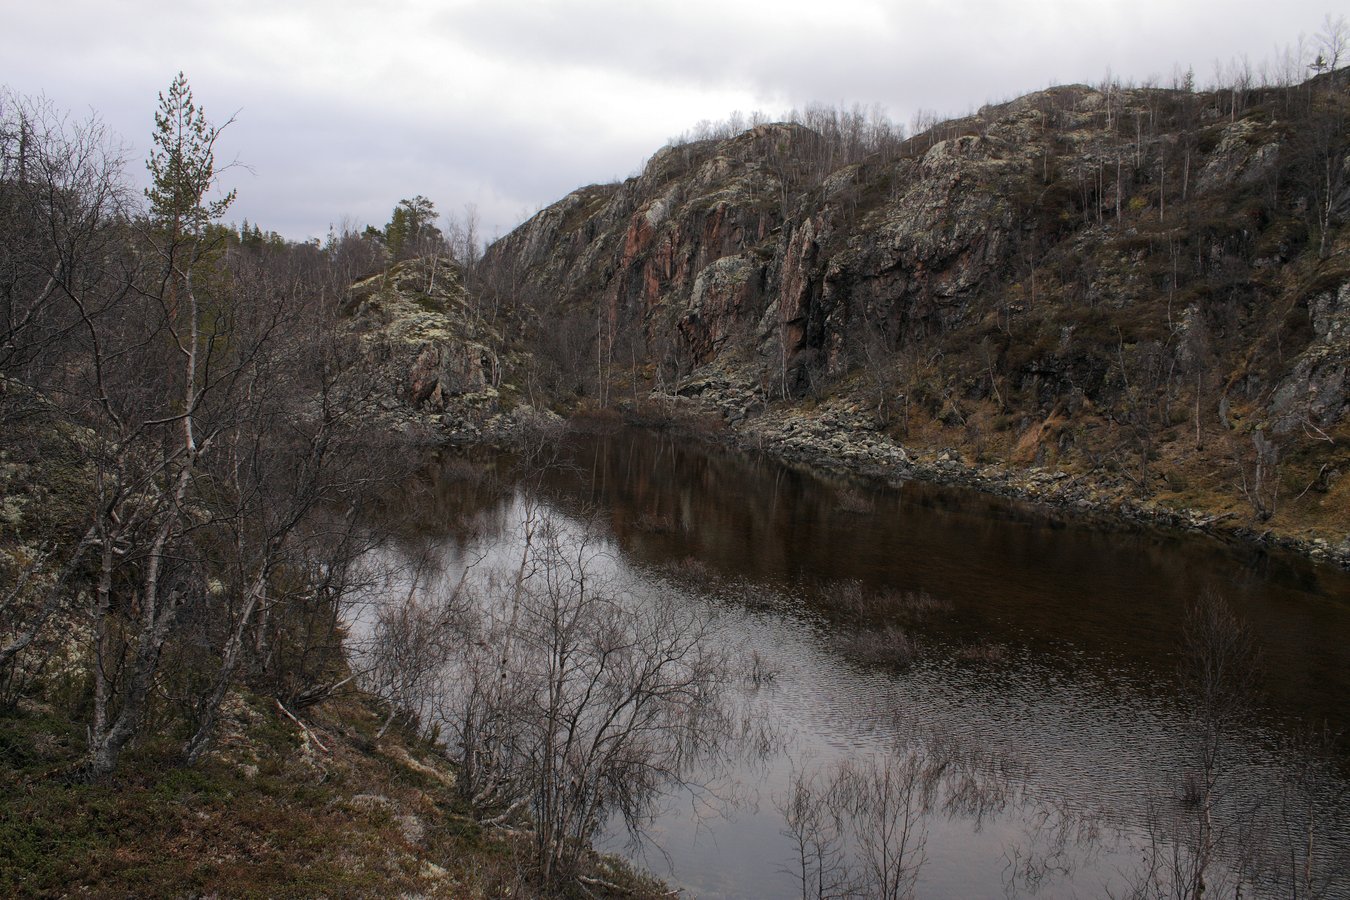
xmin=383 ymin=427 xmax=1350 ymax=898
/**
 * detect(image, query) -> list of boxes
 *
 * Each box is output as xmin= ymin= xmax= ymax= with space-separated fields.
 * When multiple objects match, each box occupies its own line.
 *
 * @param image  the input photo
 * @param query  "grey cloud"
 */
xmin=6 ymin=0 xmax=1339 ymax=243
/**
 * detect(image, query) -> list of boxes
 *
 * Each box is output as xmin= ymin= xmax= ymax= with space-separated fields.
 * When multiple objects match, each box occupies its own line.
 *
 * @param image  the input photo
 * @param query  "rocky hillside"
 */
xmin=342 ymin=256 xmax=559 ymax=442
xmin=480 ymin=75 xmax=1350 ymax=563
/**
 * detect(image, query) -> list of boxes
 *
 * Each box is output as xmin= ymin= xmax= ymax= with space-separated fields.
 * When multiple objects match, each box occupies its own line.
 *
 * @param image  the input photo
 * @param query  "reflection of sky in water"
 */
xmin=368 ymin=436 xmax=1350 ymax=899
xmin=593 ymin=576 xmax=1170 ymax=898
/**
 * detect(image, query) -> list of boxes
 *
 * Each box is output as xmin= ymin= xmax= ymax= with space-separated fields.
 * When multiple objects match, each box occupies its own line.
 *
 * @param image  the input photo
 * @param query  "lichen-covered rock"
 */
xmin=1196 ymin=119 xmax=1281 ymax=193
xmin=478 ymin=76 xmax=1350 ymax=554
xmin=680 ymin=255 xmax=762 ymax=363
xmin=342 ymin=257 xmax=538 ymax=440
xmin=1270 ymin=281 xmax=1350 ymax=433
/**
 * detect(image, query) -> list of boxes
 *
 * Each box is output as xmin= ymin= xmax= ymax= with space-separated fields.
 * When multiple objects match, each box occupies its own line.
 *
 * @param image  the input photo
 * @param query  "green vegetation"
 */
xmin=0 ymin=689 xmax=601 ymax=898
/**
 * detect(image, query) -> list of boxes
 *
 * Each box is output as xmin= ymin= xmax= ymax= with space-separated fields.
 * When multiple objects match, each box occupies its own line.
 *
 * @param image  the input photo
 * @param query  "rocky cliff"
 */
xmin=343 ymin=256 xmax=558 ymax=441
xmin=481 ymin=77 xmax=1350 ymax=560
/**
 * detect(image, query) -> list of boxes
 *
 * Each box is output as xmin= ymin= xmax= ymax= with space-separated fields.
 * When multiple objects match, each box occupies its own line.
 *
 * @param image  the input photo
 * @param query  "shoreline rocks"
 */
xmin=647 ymin=390 xmax=1350 ymax=571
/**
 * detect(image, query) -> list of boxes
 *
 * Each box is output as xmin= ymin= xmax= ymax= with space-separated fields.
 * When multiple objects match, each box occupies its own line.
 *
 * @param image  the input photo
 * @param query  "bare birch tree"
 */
xmin=400 ymin=495 xmax=735 ymax=891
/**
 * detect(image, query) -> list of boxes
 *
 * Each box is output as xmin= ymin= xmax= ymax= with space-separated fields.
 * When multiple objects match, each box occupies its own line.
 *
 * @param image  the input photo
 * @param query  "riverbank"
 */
xmin=381 ymin=421 xmax=1350 ymax=899
xmin=1 ymin=690 xmax=487 ymax=896
xmin=596 ymin=388 xmax=1350 ymax=572
xmin=742 ymin=404 xmax=1350 ymax=570
xmin=0 ymin=687 xmax=667 ymax=898
xmin=0 ymin=375 xmax=662 ymax=899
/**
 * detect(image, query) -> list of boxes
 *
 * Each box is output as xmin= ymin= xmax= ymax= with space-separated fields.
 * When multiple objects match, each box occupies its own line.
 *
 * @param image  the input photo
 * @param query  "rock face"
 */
xmin=486 ymin=95 xmax=1104 ymax=386
xmin=1271 ymin=281 xmax=1350 ymax=434
xmin=346 ymin=258 xmax=494 ymax=411
xmin=481 ymin=76 xmax=1350 ymax=550
xmin=343 ymin=257 xmax=561 ymax=441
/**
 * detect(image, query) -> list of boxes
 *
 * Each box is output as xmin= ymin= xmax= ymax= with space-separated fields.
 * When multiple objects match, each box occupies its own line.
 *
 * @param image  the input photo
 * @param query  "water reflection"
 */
xmin=545 ymin=429 xmax=1350 ymax=732
xmin=376 ymin=428 xmax=1350 ymax=898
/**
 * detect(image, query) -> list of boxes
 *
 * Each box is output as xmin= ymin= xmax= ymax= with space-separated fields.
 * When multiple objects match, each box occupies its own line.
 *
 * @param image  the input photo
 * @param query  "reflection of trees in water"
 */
xmin=1002 ymin=594 xmax=1350 ymax=900
xmin=366 ymin=451 xmax=515 ymax=551
xmin=361 ymin=493 xmax=738 ymax=893
xmin=553 ymin=430 xmax=1350 ymax=734
xmin=1116 ymin=594 xmax=1349 ymax=900
xmin=360 ymin=436 xmax=1350 ymax=897
xmin=780 ymin=727 xmax=1029 ymax=900
xmin=771 ymin=593 xmax=1350 ymax=899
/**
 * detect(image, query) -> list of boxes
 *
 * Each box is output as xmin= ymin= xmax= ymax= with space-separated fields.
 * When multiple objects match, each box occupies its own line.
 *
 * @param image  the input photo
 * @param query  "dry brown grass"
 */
xmin=840 ymin=624 xmax=918 ymax=668
xmin=636 ymin=511 xmax=676 ymax=533
xmin=955 ymin=642 xmax=1008 ymax=665
xmin=831 ymin=580 xmax=954 ymax=624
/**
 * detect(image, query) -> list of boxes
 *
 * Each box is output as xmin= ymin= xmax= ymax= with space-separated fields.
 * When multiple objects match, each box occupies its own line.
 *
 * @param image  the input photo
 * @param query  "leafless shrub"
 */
xmin=836 ymin=488 xmax=874 ymax=514
xmin=830 ymin=580 xmax=952 ymax=624
xmin=1180 ymin=771 xmax=1203 ymax=807
xmin=1256 ymin=722 xmax=1350 ymax=900
xmin=1001 ymin=795 xmax=1106 ymax=897
xmin=361 ymin=583 xmax=466 ymax=740
xmin=839 ymin=624 xmax=917 ymax=668
xmin=779 ymin=764 xmax=857 ymax=900
xmin=779 ymin=722 xmax=1033 ymax=899
xmin=955 ymin=641 xmax=1007 ymax=665
xmin=745 ymin=648 xmax=779 ymax=686
xmin=636 ymin=511 xmax=675 ymax=533
xmin=926 ymin=727 xmax=1030 ymax=825
xmin=419 ymin=503 xmax=736 ymax=890
xmin=779 ymin=744 xmax=974 ymax=899
xmin=1122 ymin=592 xmax=1261 ymax=899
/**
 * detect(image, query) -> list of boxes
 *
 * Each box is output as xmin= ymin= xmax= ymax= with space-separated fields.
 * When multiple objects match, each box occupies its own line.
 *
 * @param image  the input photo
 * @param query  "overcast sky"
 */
xmin=3 ymin=1 xmax=1338 ymax=243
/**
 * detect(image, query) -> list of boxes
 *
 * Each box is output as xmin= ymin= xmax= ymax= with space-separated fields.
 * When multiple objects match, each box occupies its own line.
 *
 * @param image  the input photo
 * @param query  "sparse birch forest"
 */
xmin=3 ymin=16 xmax=1350 ymax=897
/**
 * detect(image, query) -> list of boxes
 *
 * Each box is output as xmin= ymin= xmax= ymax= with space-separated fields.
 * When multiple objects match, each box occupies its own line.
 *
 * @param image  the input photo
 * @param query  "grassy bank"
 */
xmin=0 ymin=689 xmax=665 ymax=898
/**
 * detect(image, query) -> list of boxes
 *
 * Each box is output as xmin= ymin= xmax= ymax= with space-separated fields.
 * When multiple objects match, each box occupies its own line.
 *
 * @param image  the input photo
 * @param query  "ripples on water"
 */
xmin=373 ymin=429 xmax=1350 ymax=899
